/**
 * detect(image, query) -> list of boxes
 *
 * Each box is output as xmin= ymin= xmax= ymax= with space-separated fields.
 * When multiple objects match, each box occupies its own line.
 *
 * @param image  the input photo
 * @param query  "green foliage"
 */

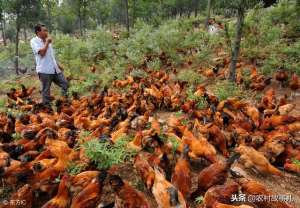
xmin=175 ymin=110 xmax=184 ymax=117
xmin=84 ymin=136 xmax=137 ymax=170
xmin=12 ymin=133 xmax=22 ymax=141
xmin=292 ymin=158 xmax=300 ymax=168
xmin=169 ymin=136 xmax=180 ymax=154
xmin=176 ymin=70 xmax=203 ymax=85
xmin=0 ymin=98 xmax=5 ymax=110
xmin=243 ymin=1 xmax=300 ymax=75
xmin=130 ymin=69 xmax=148 ymax=78
xmin=213 ymin=80 xmax=244 ymax=101
xmin=186 ymin=86 xmax=208 ymax=110
xmin=67 ymin=161 xmax=86 ymax=176
xmin=195 ymin=195 xmax=204 ymax=204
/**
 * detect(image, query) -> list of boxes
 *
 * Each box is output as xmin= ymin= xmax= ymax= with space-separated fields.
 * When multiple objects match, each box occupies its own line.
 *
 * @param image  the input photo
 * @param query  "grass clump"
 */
xmin=292 ymin=158 xmax=300 ymax=168
xmin=84 ymin=136 xmax=137 ymax=170
xmin=176 ymin=70 xmax=203 ymax=85
xmin=12 ymin=133 xmax=22 ymax=141
xmin=186 ymin=86 xmax=208 ymax=110
xmin=195 ymin=195 xmax=204 ymax=205
xmin=67 ymin=161 xmax=87 ymax=176
xmin=213 ymin=80 xmax=244 ymax=101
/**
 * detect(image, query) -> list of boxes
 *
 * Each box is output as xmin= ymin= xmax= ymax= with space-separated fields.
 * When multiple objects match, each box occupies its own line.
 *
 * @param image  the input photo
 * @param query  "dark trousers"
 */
xmin=38 ymin=73 xmax=68 ymax=104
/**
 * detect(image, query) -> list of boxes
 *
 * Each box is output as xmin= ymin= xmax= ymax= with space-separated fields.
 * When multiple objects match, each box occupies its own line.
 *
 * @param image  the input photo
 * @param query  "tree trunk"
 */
xmin=15 ymin=19 xmax=20 ymax=75
xmin=205 ymin=0 xmax=212 ymax=28
xmin=46 ymin=0 xmax=52 ymax=32
xmin=132 ymin=0 xmax=136 ymax=27
xmin=194 ymin=5 xmax=198 ymax=17
xmin=23 ymin=27 xmax=27 ymax=41
xmin=78 ymin=2 xmax=83 ymax=36
xmin=229 ymin=9 xmax=245 ymax=82
xmin=124 ymin=0 xmax=130 ymax=33
xmin=297 ymin=0 xmax=300 ymax=15
xmin=1 ymin=19 xmax=6 ymax=46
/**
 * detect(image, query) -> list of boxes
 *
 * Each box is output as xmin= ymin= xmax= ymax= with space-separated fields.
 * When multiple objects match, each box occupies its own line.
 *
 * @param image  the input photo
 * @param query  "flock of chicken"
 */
xmin=0 ymin=66 xmax=300 ymax=208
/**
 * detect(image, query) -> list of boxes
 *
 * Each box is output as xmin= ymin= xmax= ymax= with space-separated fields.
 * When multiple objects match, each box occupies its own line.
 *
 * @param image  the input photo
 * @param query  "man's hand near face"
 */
xmin=38 ymin=37 xmax=52 ymax=57
xmin=46 ymin=37 xmax=52 ymax=44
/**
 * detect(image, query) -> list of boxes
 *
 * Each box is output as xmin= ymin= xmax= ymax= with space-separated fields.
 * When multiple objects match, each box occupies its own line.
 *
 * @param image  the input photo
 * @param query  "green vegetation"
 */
xmin=213 ymin=80 xmax=244 ymax=101
xmin=292 ymin=158 xmax=300 ymax=168
xmin=176 ymin=70 xmax=204 ymax=85
xmin=187 ymin=86 xmax=208 ymax=110
xmin=195 ymin=195 xmax=204 ymax=204
xmin=12 ymin=133 xmax=22 ymax=141
xmin=67 ymin=161 xmax=87 ymax=176
xmin=84 ymin=136 xmax=137 ymax=170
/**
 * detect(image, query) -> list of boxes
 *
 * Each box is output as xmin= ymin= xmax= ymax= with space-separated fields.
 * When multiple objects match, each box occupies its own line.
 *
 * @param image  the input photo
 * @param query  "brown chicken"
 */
xmin=41 ymin=175 xmax=71 ymax=208
xmin=70 ymin=171 xmax=107 ymax=208
xmin=70 ymin=170 xmax=100 ymax=193
xmin=284 ymin=159 xmax=300 ymax=174
xmin=275 ymin=69 xmax=289 ymax=88
xmin=6 ymin=85 xmax=36 ymax=101
xmin=236 ymin=145 xmax=283 ymax=176
xmin=192 ymin=153 xmax=240 ymax=199
xmin=109 ymin=175 xmax=150 ymax=208
xmin=260 ymin=115 xmax=298 ymax=130
xmin=3 ymin=184 xmax=33 ymax=208
xmin=289 ymin=72 xmax=300 ymax=98
xmin=205 ymin=124 xmax=229 ymax=157
xmin=134 ymin=153 xmax=155 ymax=189
xmin=171 ymin=144 xmax=191 ymax=198
xmin=242 ymin=104 xmax=260 ymax=128
xmin=152 ymin=168 xmax=187 ymax=208
xmin=212 ymin=202 xmax=254 ymax=208
xmin=202 ymin=182 xmax=240 ymax=208
xmin=182 ymin=132 xmax=217 ymax=163
xmin=258 ymin=88 xmax=276 ymax=112
xmin=237 ymin=178 xmax=294 ymax=208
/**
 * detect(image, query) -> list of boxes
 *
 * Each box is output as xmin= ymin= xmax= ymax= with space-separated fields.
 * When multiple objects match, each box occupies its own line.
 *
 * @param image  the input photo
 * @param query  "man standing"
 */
xmin=30 ymin=24 xmax=68 ymax=104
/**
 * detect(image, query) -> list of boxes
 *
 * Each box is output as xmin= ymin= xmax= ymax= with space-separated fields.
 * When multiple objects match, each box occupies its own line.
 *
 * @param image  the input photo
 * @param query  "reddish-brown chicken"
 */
xmin=4 ymin=184 xmax=33 ymax=208
xmin=202 ymin=182 xmax=240 ymax=208
xmin=213 ymin=202 xmax=254 ymax=208
xmin=152 ymin=168 xmax=187 ymax=208
xmin=275 ymin=69 xmax=289 ymax=88
xmin=289 ymin=72 xmax=300 ymax=98
xmin=237 ymin=178 xmax=294 ymax=208
xmin=192 ymin=153 xmax=240 ymax=199
xmin=41 ymin=175 xmax=71 ymax=208
xmin=70 ymin=171 xmax=107 ymax=208
xmin=171 ymin=144 xmax=191 ymax=198
xmin=236 ymin=145 xmax=283 ymax=176
xmin=109 ymin=175 xmax=150 ymax=208
xmin=134 ymin=153 xmax=155 ymax=189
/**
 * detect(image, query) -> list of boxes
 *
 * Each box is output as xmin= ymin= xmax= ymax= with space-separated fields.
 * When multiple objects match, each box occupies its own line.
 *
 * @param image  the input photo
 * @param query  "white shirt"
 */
xmin=30 ymin=36 xmax=61 ymax=74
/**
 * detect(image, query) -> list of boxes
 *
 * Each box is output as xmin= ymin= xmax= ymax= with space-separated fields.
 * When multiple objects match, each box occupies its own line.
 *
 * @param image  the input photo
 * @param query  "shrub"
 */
xmin=67 ymin=161 xmax=86 ymax=176
xmin=213 ymin=80 xmax=244 ymax=101
xmin=84 ymin=136 xmax=137 ymax=170
xmin=176 ymin=70 xmax=203 ymax=85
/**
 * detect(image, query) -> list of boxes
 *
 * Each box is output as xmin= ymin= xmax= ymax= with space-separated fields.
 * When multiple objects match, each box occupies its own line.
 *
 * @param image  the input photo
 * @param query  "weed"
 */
xmin=175 ymin=110 xmax=184 ymax=117
xmin=186 ymin=86 xmax=208 ymax=110
xmin=84 ymin=136 xmax=137 ymax=170
xmin=213 ymin=80 xmax=244 ymax=101
xmin=12 ymin=133 xmax=22 ymax=141
xmin=292 ymin=158 xmax=300 ymax=168
xmin=176 ymin=70 xmax=203 ymax=85
xmin=195 ymin=195 xmax=204 ymax=204
xmin=67 ymin=161 xmax=86 ymax=176
xmin=169 ymin=136 xmax=180 ymax=154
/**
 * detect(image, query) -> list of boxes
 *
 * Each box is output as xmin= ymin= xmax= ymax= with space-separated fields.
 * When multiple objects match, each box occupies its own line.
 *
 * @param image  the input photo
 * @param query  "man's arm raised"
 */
xmin=38 ymin=38 xmax=52 ymax=57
